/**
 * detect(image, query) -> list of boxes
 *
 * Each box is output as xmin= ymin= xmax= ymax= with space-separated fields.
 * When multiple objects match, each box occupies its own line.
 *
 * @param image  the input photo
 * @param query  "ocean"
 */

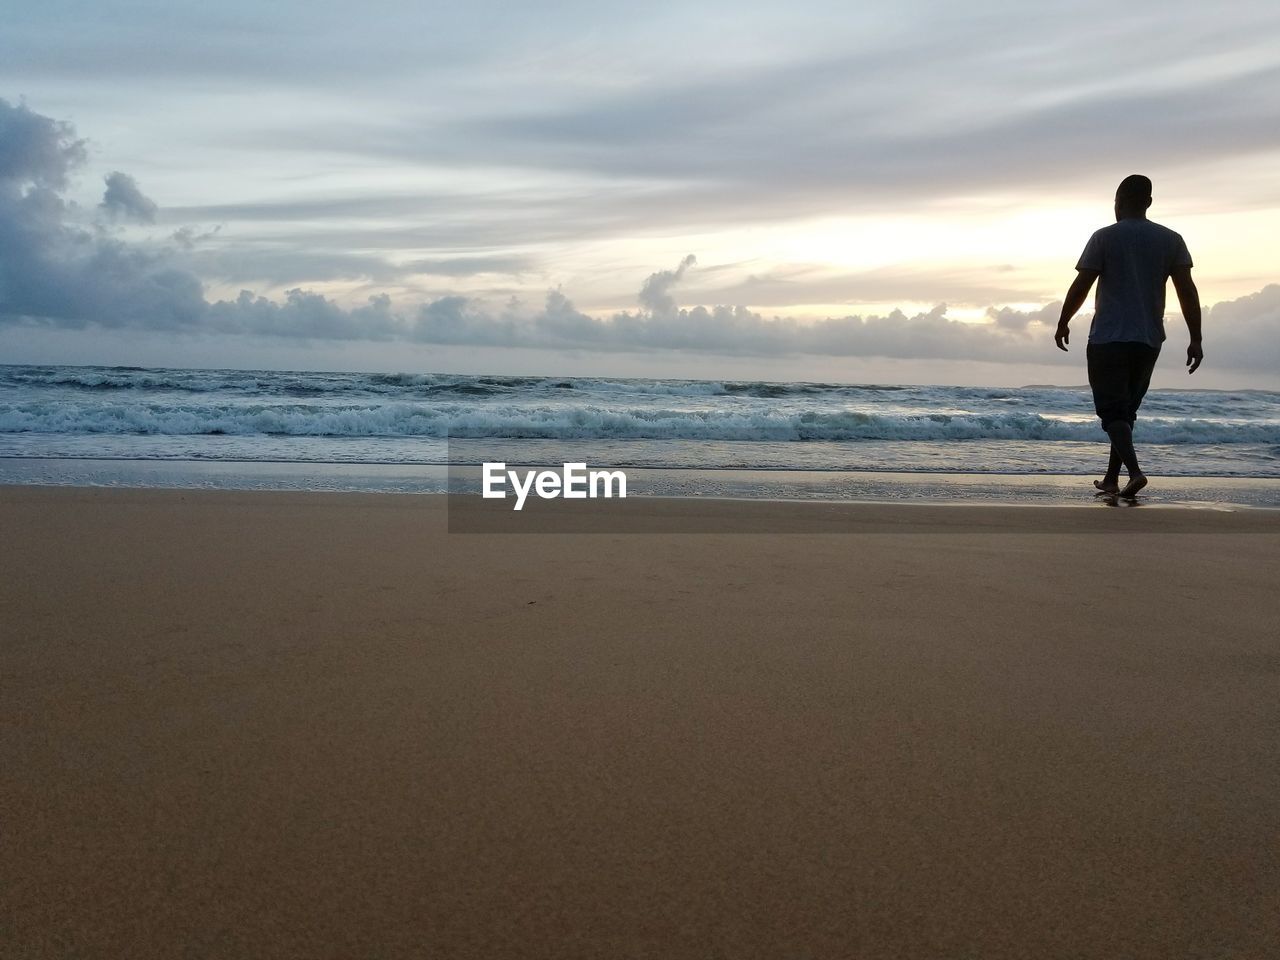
xmin=2 ymin=363 xmax=1278 ymax=505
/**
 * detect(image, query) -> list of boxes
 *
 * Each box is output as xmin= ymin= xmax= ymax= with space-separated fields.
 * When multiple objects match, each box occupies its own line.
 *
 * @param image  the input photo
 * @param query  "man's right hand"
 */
xmin=1186 ymin=341 xmax=1203 ymax=374
xmin=1054 ymin=322 xmax=1070 ymax=352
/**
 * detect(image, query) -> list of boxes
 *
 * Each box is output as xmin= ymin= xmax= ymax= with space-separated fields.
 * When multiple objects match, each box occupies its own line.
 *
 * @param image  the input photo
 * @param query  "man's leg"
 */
xmin=1127 ymin=344 xmax=1160 ymax=425
xmin=1087 ymin=344 xmax=1129 ymax=494
xmin=1113 ymin=422 xmax=1147 ymax=497
xmin=1107 ymin=420 xmax=1146 ymax=496
xmin=1115 ymin=344 xmax=1160 ymax=497
xmin=1099 ymin=442 xmax=1122 ymax=493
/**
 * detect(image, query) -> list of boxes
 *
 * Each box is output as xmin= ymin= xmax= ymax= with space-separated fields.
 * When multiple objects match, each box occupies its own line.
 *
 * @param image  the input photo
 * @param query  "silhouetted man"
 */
xmin=1055 ymin=174 xmax=1203 ymax=498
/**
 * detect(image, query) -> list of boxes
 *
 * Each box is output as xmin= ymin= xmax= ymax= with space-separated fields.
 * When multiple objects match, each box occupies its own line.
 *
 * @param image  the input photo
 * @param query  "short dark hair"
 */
xmin=1116 ymin=174 xmax=1152 ymax=200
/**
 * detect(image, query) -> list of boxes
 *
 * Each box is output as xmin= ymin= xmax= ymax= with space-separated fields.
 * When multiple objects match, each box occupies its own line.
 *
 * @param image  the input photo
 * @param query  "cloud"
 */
xmin=398 ymin=288 xmax=1059 ymax=363
xmin=638 ymin=253 xmax=695 ymax=317
xmin=100 ymin=171 xmax=157 ymax=223
xmin=406 ymin=255 xmax=535 ymax=277
xmin=987 ymin=302 xmax=1059 ymax=331
xmin=0 ymin=98 xmax=205 ymax=330
xmin=0 ymin=97 xmax=86 ymax=189
xmin=229 ymin=10 xmax=1280 ymax=233
xmin=186 ymin=245 xmax=405 ymax=285
xmin=169 ymin=224 xmax=222 ymax=249
xmin=1201 ymin=284 xmax=1280 ymax=374
xmin=391 ymin=269 xmax=1280 ymax=374
xmin=162 ymin=193 xmax=501 ymax=223
xmin=175 ymin=246 xmax=535 ymax=287
xmin=436 ymin=57 xmax=1280 ymax=224
xmin=48 ymin=3 xmax=1266 ymax=303
xmin=2 ymin=98 xmax=1278 ymax=373
xmin=685 ymin=265 xmax=1047 ymax=310
xmin=205 ymin=288 xmax=402 ymax=341
xmin=8 ymin=1 xmax=1280 ymax=290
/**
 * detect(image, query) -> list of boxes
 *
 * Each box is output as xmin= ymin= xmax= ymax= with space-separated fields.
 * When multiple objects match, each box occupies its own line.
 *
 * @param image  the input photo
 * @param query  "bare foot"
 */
xmin=1119 ymin=473 xmax=1147 ymax=498
xmin=1094 ymin=479 xmax=1119 ymax=495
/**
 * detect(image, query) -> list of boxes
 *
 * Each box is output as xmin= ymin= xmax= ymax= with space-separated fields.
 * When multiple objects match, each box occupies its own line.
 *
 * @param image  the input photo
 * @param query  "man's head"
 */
xmin=1114 ymin=174 xmax=1152 ymax=221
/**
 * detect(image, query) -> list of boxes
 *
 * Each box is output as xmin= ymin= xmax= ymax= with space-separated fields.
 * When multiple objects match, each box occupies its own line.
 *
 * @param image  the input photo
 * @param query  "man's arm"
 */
xmin=1054 ymin=268 xmax=1098 ymax=351
xmin=1171 ymin=265 xmax=1203 ymax=374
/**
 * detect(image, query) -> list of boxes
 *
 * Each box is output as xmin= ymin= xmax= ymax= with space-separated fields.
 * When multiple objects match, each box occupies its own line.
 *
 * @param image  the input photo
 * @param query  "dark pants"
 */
xmin=1086 ymin=341 xmax=1160 ymax=431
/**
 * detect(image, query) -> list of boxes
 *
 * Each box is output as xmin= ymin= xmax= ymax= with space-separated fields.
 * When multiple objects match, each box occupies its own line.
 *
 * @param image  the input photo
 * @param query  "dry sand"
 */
xmin=3 ymin=486 xmax=1278 ymax=958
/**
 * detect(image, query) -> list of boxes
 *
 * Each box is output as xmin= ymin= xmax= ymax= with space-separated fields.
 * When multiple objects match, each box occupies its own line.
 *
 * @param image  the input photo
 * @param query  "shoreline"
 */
xmin=4 ymin=484 xmax=1280 ymax=537
xmin=3 ymin=457 xmax=1280 ymax=508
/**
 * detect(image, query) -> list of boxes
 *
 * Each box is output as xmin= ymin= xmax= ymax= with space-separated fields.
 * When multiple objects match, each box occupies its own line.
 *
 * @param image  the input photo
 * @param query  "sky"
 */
xmin=1 ymin=0 xmax=1279 ymax=388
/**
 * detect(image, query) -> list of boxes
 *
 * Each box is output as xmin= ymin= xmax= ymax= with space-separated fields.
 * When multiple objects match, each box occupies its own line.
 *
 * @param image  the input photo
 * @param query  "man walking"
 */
xmin=1055 ymin=174 xmax=1203 ymax=498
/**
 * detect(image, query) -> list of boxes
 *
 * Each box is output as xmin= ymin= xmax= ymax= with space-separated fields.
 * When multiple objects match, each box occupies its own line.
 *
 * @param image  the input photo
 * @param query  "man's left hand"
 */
xmin=1054 ymin=322 xmax=1070 ymax=352
xmin=1187 ymin=341 xmax=1203 ymax=374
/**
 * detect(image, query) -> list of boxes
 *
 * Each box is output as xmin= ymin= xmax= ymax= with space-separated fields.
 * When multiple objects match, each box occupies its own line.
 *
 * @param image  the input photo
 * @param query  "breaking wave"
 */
xmin=2 ymin=399 xmax=1276 ymax=444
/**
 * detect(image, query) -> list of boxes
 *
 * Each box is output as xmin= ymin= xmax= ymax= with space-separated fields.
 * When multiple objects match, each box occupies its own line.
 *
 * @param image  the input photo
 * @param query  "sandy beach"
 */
xmin=3 ymin=485 xmax=1278 ymax=958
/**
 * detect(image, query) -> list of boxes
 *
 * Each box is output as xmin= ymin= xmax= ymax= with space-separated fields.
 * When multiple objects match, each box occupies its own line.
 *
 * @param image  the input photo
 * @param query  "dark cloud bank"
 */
xmin=1 ymin=98 xmax=1277 ymax=372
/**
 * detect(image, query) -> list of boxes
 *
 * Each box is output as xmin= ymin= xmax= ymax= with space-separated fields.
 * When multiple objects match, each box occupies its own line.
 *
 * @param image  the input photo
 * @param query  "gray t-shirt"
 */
xmin=1075 ymin=218 xmax=1193 ymax=347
